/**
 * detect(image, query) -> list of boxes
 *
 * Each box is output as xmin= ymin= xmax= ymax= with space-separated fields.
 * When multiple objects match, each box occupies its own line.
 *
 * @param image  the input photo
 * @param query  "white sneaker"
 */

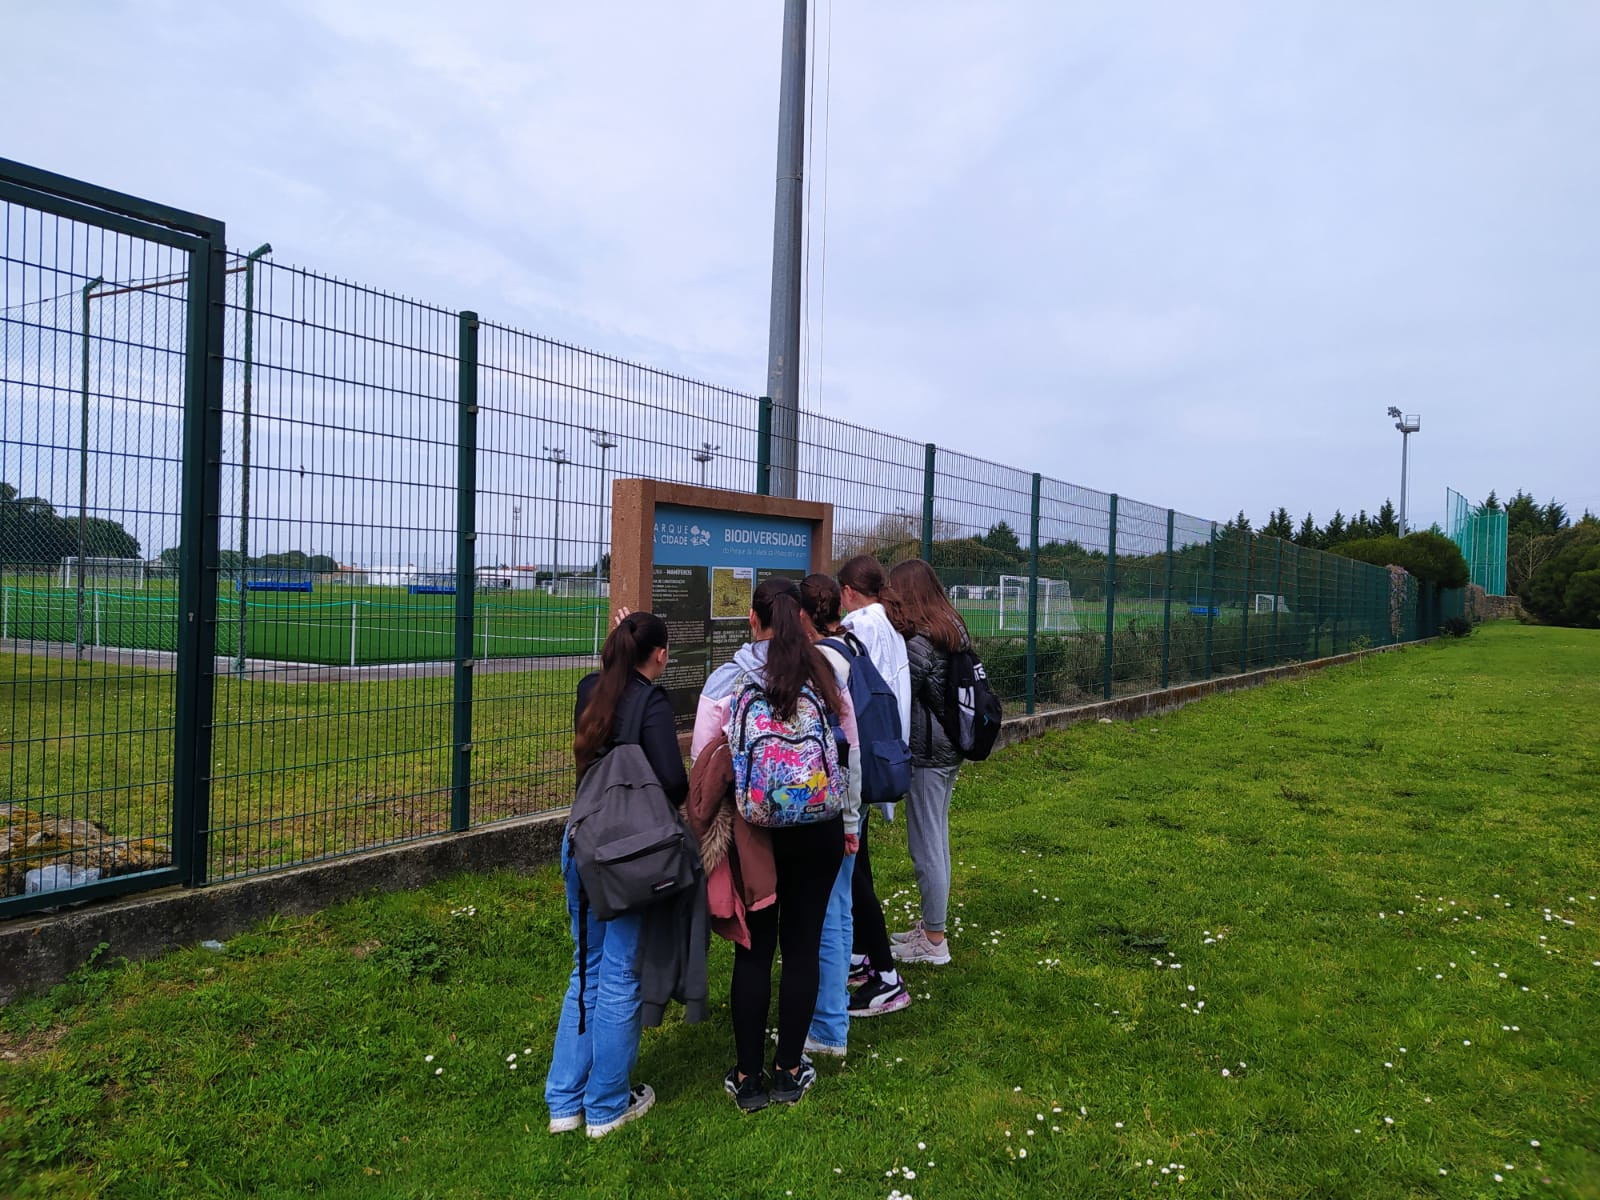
xmin=547 ymin=1112 xmax=584 ymax=1134
xmin=586 ymin=1084 xmax=654 ymax=1138
xmin=891 ymin=927 xmax=951 ymax=965
xmin=804 ymin=1036 xmax=847 ymax=1058
xmin=889 ymin=919 xmax=924 ymax=944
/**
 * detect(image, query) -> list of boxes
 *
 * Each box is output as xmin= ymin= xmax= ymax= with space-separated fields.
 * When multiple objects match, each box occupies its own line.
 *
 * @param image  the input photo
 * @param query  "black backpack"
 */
xmin=820 ymin=633 xmax=911 ymax=804
xmin=939 ymin=645 xmax=1004 ymax=761
xmin=568 ymin=683 xmax=699 ymax=921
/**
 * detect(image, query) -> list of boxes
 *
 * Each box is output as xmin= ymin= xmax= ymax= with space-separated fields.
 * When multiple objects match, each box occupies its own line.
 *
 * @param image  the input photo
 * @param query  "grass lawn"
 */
xmin=1 ymin=622 xmax=1596 ymax=1198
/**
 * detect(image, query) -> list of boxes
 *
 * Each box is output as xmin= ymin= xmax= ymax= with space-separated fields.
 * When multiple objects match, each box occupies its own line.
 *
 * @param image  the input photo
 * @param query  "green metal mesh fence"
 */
xmin=2 ymin=158 xmax=1443 ymax=914
xmin=1447 ymin=487 xmax=1508 ymax=595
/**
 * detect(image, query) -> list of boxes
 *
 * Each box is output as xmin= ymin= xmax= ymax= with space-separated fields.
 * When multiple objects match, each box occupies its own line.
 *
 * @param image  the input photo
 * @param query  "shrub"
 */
xmin=1439 ymin=616 xmax=1473 ymax=638
xmin=1520 ymin=529 xmax=1600 ymax=628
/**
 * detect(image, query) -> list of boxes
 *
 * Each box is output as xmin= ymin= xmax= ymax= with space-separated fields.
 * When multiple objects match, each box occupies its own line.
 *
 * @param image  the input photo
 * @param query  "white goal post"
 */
xmin=998 ymin=575 xmax=1079 ymax=632
xmin=1253 ymin=593 xmax=1290 ymax=614
xmin=59 ymin=556 xmax=147 ymax=588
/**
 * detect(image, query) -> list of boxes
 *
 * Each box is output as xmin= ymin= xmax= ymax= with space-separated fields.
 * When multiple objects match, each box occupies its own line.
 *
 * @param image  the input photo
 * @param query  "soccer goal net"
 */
xmin=1253 ymin=593 xmax=1290 ymax=614
xmin=551 ymin=577 xmax=609 ymax=599
xmin=998 ymin=575 xmax=1078 ymax=632
xmin=59 ymin=556 xmax=146 ymax=588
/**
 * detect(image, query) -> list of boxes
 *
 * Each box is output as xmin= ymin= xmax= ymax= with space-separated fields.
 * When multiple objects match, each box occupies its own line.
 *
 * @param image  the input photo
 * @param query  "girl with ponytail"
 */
xmin=693 ymin=576 xmax=860 ymax=1112
xmin=546 ymin=611 xmax=684 ymax=1139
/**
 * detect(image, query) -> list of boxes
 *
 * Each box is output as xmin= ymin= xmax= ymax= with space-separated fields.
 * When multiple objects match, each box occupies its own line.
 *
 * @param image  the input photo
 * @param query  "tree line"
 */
xmin=0 ymin=482 xmax=141 ymax=566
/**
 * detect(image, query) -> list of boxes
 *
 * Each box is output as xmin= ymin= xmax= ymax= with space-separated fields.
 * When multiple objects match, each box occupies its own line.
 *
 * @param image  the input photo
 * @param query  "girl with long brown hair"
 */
xmin=829 ymin=557 xmax=914 ymax=1017
xmin=546 ymin=611 xmax=684 ymax=1138
xmin=884 ymin=558 xmax=968 ymax=967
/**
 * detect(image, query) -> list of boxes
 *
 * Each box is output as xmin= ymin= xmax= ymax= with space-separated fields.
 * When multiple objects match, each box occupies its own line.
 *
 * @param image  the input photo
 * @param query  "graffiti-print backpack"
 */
xmin=729 ymin=672 xmax=842 ymax=828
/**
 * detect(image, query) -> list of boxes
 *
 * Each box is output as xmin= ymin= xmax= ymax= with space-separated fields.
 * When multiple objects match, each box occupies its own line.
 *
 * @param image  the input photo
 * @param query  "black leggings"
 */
xmin=850 ymin=808 xmax=894 ymax=973
xmin=732 ymin=818 xmax=844 ymax=1076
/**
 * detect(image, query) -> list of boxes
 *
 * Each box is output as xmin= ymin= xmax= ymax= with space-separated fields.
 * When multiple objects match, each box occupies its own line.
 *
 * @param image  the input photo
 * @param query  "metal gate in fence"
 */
xmin=1 ymin=158 xmax=226 ymax=917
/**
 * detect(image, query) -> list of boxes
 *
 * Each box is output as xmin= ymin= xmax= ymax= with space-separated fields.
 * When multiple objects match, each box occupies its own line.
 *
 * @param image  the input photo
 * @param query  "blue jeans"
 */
xmin=544 ymin=838 xmax=644 ymax=1126
xmin=808 ymin=851 xmax=856 ymax=1049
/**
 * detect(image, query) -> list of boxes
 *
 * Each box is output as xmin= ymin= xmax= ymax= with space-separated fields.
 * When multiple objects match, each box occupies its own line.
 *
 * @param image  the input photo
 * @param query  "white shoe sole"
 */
xmin=803 ymin=1037 xmax=847 ymax=1058
xmin=891 ymin=943 xmax=951 ymax=966
xmin=586 ymin=1084 xmax=654 ymax=1138
xmin=548 ymin=1113 xmax=584 ymax=1134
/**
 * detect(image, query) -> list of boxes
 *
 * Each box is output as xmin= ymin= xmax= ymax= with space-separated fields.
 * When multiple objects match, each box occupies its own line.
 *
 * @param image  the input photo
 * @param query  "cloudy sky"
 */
xmin=6 ymin=1 xmax=1597 ymax=533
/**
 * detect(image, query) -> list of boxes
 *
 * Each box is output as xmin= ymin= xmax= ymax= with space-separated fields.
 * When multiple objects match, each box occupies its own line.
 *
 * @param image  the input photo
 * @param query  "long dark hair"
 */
xmin=886 ymin=558 xmax=967 ymax=652
xmin=800 ymin=573 xmax=843 ymax=636
xmin=753 ymin=576 xmax=842 ymax=720
xmin=838 ymin=554 xmax=890 ymax=601
xmin=574 ymin=611 xmax=669 ymax=775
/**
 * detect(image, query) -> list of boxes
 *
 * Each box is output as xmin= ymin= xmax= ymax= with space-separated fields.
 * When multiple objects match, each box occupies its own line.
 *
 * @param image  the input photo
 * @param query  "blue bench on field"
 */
xmin=241 ymin=580 xmax=313 ymax=593
xmin=1189 ymin=605 xmax=1217 ymax=617
xmin=408 ymin=583 xmax=456 ymax=595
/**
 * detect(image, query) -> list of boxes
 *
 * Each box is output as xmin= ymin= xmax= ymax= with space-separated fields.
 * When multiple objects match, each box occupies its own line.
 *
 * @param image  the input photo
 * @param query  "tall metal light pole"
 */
xmin=589 ymin=428 xmax=617 ymax=586
xmin=543 ymin=446 xmax=568 ymax=588
xmin=693 ymin=441 xmax=719 ymax=487
xmin=765 ymin=0 xmax=806 ymax=498
xmin=75 ymin=275 xmax=103 ymax=659
xmin=511 ymin=504 xmax=521 ymax=570
xmin=1385 ymin=407 xmax=1421 ymax=534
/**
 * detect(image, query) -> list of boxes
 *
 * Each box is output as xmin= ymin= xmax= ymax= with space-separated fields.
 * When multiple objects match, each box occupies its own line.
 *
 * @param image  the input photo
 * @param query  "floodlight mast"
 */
xmin=589 ymin=429 xmax=617 ymax=586
xmin=692 ymin=441 xmax=719 ymax=487
xmin=544 ymin=446 xmax=568 ymax=584
xmin=1386 ymin=407 xmax=1421 ymax=534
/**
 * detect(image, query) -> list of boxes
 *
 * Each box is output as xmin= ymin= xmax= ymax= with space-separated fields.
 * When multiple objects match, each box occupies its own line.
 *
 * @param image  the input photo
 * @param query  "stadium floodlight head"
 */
xmin=692 ymin=441 xmax=720 ymax=486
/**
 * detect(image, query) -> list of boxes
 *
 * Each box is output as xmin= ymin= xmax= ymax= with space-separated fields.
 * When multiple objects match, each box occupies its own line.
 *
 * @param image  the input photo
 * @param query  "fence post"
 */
xmin=756 ymin=396 xmax=773 ymax=496
xmin=1204 ymin=521 xmax=1217 ymax=679
xmin=1238 ymin=534 xmax=1252 ymax=673
xmin=1102 ymin=494 xmax=1117 ymax=700
xmin=234 ymin=242 xmax=271 ymax=679
xmin=1271 ymin=538 xmax=1283 ymax=667
xmin=1312 ymin=550 xmax=1322 ymax=658
xmin=452 ymin=311 xmax=480 ymax=834
xmin=173 ymin=229 xmax=227 ymax=888
xmin=1333 ymin=556 xmax=1343 ymax=653
xmin=1026 ymin=472 xmax=1041 ymax=715
xmin=921 ymin=443 xmax=936 ymax=562
xmin=1160 ymin=509 xmax=1174 ymax=688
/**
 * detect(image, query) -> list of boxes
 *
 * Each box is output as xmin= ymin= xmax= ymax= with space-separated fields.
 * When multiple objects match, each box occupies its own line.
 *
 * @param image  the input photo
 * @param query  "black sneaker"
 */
xmin=724 ymin=1065 xmax=769 ymax=1113
xmin=769 ymin=1056 xmax=817 ymax=1105
xmin=849 ymin=971 xmax=912 ymax=1017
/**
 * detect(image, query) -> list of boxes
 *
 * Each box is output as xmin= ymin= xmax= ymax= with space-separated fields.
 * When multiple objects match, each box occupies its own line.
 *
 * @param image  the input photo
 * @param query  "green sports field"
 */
xmin=0 ymin=583 xmax=610 ymax=664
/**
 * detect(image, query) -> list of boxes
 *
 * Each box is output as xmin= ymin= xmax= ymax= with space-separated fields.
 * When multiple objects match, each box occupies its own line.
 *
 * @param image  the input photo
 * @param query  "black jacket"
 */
xmin=906 ymin=633 xmax=962 ymax=769
xmin=574 ymin=671 xmax=688 ymax=806
xmin=571 ymin=670 xmax=706 ymax=1027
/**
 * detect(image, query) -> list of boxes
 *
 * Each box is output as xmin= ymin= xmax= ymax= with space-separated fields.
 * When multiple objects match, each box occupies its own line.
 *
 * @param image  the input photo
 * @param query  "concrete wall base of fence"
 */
xmin=996 ymin=640 xmax=1421 ymax=749
xmin=0 ymin=811 xmax=567 ymax=1006
xmin=0 ymin=638 xmax=1425 ymax=1005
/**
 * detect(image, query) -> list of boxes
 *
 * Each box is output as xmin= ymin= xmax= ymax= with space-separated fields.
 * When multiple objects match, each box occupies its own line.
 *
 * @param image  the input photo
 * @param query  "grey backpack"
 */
xmin=567 ymin=684 xmax=700 ymax=922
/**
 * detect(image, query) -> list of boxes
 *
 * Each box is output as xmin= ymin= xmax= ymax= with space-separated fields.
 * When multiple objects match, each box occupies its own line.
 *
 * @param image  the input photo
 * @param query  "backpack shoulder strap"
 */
xmin=819 ymin=635 xmax=853 ymax=660
xmin=840 ymin=628 xmax=868 ymax=658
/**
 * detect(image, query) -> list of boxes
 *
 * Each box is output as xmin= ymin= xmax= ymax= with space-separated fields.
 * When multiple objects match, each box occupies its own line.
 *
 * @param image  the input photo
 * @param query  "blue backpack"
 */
xmin=821 ymin=633 xmax=912 ymax=805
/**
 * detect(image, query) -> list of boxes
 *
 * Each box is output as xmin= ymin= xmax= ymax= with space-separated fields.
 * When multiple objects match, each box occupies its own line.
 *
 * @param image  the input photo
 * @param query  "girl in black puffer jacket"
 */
xmin=884 ymin=559 xmax=967 ymax=967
